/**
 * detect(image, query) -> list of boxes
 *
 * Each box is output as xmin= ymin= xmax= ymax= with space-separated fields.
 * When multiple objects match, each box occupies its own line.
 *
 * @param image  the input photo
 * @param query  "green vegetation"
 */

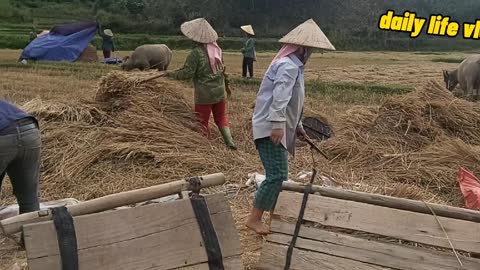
xmin=414 ymin=52 xmax=448 ymax=55
xmin=2 ymin=0 xmax=480 ymax=51
xmin=431 ymin=57 xmax=465 ymax=63
xmin=0 ymin=58 xmax=411 ymax=104
xmin=0 ymin=61 xmax=115 ymax=79
xmin=231 ymin=77 xmax=412 ymax=104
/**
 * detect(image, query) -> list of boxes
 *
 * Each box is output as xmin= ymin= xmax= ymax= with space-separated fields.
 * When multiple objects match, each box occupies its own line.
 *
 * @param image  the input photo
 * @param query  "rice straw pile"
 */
xmin=321 ymin=80 xmax=480 ymax=205
xmin=21 ymin=71 xmax=258 ymax=200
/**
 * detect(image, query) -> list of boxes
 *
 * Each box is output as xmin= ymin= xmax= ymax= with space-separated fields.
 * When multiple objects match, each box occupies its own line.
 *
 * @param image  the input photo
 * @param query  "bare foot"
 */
xmin=246 ymin=219 xmax=270 ymax=235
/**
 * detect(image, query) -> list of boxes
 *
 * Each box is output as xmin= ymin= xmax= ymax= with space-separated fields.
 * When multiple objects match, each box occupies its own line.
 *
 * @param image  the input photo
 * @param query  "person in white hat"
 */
xmin=240 ymin=25 xmax=256 ymax=79
xmin=97 ymin=23 xmax=115 ymax=59
xmin=165 ymin=18 xmax=237 ymax=150
xmin=246 ymin=19 xmax=335 ymax=235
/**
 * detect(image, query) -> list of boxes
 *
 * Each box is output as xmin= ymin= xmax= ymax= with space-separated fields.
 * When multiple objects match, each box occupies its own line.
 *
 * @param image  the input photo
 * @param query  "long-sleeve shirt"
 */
xmin=252 ymin=54 xmax=305 ymax=155
xmin=242 ymin=38 xmax=255 ymax=59
xmin=168 ymin=46 xmax=227 ymax=105
xmin=98 ymin=26 xmax=114 ymax=51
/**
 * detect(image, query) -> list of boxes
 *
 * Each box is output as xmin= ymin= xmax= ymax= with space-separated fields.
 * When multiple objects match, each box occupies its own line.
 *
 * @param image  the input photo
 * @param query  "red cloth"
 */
xmin=458 ymin=167 xmax=480 ymax=210
xmin=195 ymin=100 xmax=229 ymax=137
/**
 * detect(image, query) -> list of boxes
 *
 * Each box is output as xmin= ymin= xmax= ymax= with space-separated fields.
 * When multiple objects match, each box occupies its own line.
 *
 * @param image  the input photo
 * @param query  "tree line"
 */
xmin=4 ymin=0 xmax=480 ymax=51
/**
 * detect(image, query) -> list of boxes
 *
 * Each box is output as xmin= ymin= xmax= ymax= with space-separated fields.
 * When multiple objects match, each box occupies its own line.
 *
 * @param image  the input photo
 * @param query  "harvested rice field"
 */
xmin=0 ymin=49 xmax=478 ymax=269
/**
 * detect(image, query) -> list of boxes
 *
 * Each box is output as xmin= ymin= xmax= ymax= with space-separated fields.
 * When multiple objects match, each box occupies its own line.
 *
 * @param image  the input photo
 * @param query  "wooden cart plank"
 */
xmin=257 ymin=242 xmax=391 ymax=270
xmin=274 ymin=192 xmax=480 ymax=253
xmin=24 ymin=194 xmax=230 ymax=258
xmin=174 ymin=255 xmax=243 ymax=269
xmin=24 ymin=194 xmax=242 ymax=270
xmin=268 ymin=221 xmax=480 ymax=270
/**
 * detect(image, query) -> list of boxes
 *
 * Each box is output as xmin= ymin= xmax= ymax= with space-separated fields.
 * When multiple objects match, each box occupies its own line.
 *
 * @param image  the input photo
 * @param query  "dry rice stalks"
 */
xmin=321 ymin=80 xmax=480 ymax=204
xmin=27 ymin=71 xmax=258 ymax=201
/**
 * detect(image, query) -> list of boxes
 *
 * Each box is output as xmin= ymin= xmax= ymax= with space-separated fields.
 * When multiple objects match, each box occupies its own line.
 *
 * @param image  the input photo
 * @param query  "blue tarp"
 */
xmin=21 ymin=21 xmax=97 ymax=62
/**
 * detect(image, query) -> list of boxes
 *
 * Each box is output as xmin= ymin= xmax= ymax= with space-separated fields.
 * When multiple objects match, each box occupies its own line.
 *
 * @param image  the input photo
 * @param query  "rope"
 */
xmin=51 ymin=206 xmax=79 ymax=270
xmin=190 ymin=193 xmax=225 ymax=270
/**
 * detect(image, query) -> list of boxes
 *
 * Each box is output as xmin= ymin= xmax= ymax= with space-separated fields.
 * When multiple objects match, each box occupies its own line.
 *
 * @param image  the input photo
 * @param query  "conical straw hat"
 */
xmin=104 ymin=29 xmax=113 ymax=37
xmin=279 ymin=19 xmax=335 ymax=50
xmin=241 ymin=25 xmax=255 ymax=36
xmin=180 ymin=18 xmax=218 ymax=43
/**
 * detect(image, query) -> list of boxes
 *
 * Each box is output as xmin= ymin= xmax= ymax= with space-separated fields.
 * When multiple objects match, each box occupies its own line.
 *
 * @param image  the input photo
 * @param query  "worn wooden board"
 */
xmin=265 ymin=220 xmax=480 ymax=270
xmin=257 ymin=242 xmax=391 ymax=270
xmin=274 ymin=192 xmax=480 ymax=253
xmin=175 ymin=256 xmax=243 ymax=269
xmin=282 ymin=182 xmax=480 ymax=223
xmin=24 ymin=194 xmax=243 ymax=270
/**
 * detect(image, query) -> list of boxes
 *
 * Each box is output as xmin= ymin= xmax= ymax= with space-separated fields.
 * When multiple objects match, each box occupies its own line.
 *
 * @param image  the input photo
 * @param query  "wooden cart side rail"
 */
xmin=2 ymin=173 xmax=225 ymax=235
xmin=282 ymin=181 xmax=480 ymax=223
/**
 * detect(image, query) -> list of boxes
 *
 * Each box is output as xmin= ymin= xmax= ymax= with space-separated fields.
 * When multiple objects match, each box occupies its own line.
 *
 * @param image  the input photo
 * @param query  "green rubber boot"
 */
xmin=220 ymin=127 xmax=237 ymax=150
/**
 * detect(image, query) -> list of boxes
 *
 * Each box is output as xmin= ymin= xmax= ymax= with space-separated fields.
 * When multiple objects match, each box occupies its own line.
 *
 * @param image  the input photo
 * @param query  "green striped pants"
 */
xmin=254 ymin=137 xmax=289 ymax=211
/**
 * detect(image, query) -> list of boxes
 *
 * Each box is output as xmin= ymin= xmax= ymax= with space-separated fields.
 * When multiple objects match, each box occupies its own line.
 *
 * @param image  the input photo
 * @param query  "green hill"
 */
xmin=1 ymin=0 xmax=480 ymax=52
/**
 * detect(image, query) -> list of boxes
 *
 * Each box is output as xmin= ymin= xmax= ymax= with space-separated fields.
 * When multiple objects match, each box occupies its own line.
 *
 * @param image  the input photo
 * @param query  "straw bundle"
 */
xmin=77 ymin=44 xmax=99 ymax=63
xmin=21 ymin=98 xmax=108 ymax=124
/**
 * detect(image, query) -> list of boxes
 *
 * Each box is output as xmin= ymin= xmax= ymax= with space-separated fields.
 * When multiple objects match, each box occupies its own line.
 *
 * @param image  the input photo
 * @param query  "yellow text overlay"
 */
xmin=378 ymin=10 xmax=479 ymax=39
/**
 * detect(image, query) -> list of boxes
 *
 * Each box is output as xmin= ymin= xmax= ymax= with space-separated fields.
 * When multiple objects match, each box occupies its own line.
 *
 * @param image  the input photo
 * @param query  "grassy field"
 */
xmin=0 ymin=49 xmax=469 ymax=269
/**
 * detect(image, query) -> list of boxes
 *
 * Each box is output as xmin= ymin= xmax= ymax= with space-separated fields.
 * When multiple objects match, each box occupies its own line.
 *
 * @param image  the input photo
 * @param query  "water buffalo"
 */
xmin=443 ymin=54 xmax=480 ymax=100
xmin=121 ymin=44 xmax=172 ymax=71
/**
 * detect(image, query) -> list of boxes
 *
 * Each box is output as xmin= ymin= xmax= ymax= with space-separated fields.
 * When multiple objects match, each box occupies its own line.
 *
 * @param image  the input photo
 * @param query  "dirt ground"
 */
xmin=0 ymin=49 xmax=469 ymax=269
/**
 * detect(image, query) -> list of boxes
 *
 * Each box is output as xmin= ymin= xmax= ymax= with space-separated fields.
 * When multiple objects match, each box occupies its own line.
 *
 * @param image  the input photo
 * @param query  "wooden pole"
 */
xmin=1 ymin=173 xmax=225 ymax=235
xmin=139 ymin=72 xmax=167 ymax=84
xmin=282 ymin=182 xmax=480 ymax=223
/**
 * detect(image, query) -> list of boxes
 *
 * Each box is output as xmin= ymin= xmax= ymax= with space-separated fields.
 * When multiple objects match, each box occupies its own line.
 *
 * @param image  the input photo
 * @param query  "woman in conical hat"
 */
xmin=97 ymin=23 xmax=115 ymax=59
xmin=165 ymin=18 xmax=237 ymax=150
xmin=240 ymin=25 xmax=256 ymax=79
xmin=247 ymin=19 xmax=335 ymax=235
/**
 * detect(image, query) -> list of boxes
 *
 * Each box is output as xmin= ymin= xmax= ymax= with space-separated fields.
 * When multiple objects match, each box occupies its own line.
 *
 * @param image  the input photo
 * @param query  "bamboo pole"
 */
xmin=282 ymin=181 xmax=480 ymax=223
xmin=1 ymin=173 xmax=225 ymax=235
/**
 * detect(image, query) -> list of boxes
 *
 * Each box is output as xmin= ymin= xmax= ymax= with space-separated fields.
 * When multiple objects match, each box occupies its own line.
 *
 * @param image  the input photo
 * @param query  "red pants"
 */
xmin=195 ymin=100 xmax=229 ymax=138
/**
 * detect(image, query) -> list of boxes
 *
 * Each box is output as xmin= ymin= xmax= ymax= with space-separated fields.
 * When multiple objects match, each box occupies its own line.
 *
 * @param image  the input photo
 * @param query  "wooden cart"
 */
xmin=257 ymin=182 xmax=480 ymax=270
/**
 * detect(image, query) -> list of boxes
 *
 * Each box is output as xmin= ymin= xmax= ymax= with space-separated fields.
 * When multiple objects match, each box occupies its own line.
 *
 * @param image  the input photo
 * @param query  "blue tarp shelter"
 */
xmin=20 ymin=21 xmax=98 ymax=62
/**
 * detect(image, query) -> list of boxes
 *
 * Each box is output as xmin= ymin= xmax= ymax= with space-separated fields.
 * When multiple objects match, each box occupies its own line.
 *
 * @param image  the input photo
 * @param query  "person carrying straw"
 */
xmin=246 ymin=19 xmax=336 ymax=235
xmin=165 ymin=18 xmax=237 ymax=150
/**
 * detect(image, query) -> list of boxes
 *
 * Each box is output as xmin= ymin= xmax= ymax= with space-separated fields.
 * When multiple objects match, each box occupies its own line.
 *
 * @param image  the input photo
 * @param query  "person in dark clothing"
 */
xmin=29 ymin=31 xmax=37 ymax=42
xmin=98 ymin=25 xmax=115 ymax=59
xmin=28 ymin=27 xmax=37 ymax=43
xmin=241 ymin=25 xmax=256 ymax=79
xmin=0 ymin=100 xmax=41 ymax=214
